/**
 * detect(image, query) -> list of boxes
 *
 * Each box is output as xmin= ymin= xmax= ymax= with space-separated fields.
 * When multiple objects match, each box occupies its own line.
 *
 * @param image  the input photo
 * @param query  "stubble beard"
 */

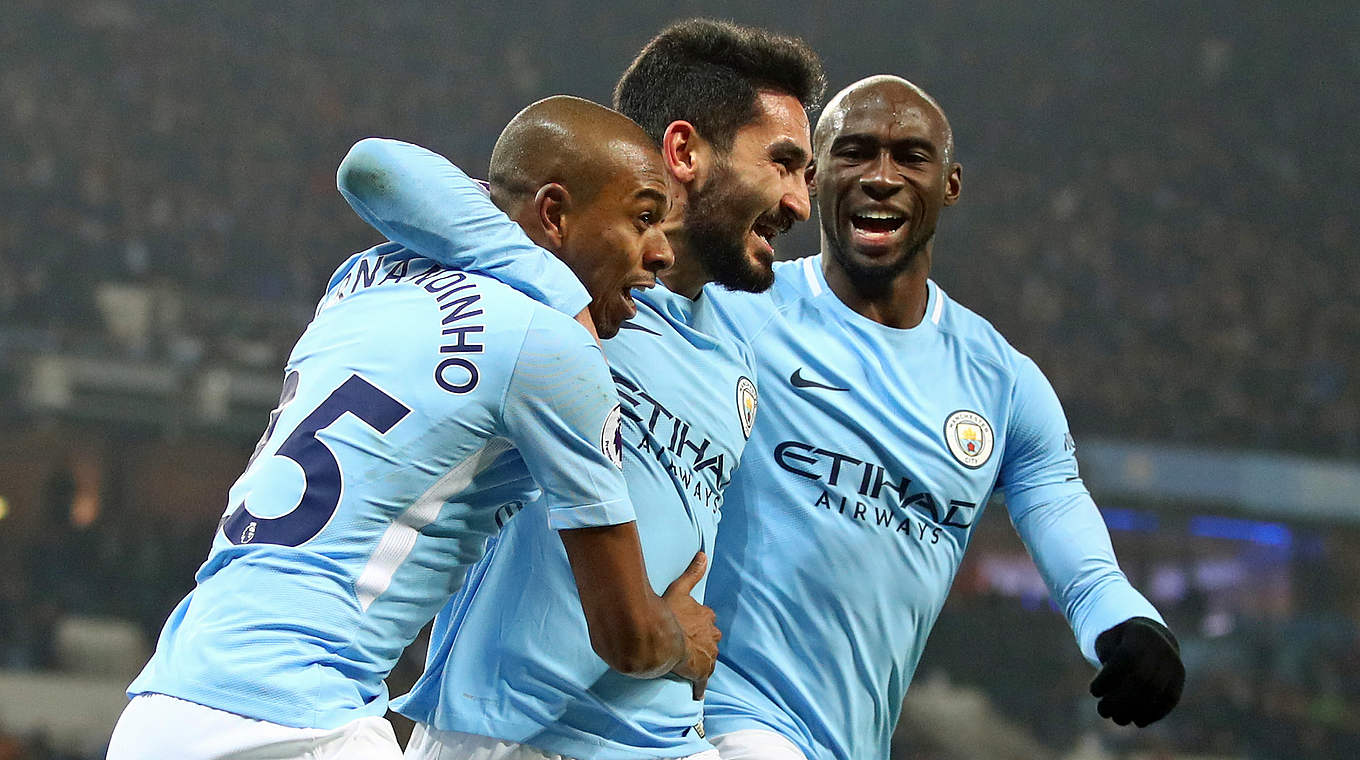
xmin=683 ymin=161 xmax=776 ymax=294
xmin=822 ymin=210 xmax=933 ymax=298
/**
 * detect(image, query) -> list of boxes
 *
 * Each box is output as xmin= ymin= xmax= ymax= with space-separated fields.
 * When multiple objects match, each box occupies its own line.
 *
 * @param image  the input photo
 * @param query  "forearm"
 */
xmin=337 ymin=137 xmax=589 ymax=314
xmin=1010 ymin=490 xmax=1163 ymax=666
xmin=560 ymin=524 xmax=690 ymax=678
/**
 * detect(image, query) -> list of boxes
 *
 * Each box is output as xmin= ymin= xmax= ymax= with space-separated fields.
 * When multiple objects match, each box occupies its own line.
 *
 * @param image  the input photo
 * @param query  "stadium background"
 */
xmin=1 ymin=1 xmax=1356 ymax=757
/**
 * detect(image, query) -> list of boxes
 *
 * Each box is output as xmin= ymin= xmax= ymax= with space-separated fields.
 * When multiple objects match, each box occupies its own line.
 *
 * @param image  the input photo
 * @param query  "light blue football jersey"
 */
xmin=697 ymin=255 xmax=1164 ymax=760
xmin=126 ymin=245 xmax=634 ymax=730
xmin=334 ymin=139 xmax=759 ymax=758
xmin=393 ymin=285 xmax=756 ymax=760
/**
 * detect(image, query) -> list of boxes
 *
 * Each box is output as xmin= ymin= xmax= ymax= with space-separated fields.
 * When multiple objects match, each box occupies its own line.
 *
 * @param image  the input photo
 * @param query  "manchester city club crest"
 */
xmin=736 ymin=376 xmax=757 ymax=438
xmin=600 ymin=405 xmax=624 ymax=469
xmin=943 ymin=410 xmax=994 ymax=468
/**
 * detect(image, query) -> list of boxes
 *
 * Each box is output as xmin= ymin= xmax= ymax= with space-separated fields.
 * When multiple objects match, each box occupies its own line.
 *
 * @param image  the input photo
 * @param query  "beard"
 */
xmin=821 ymin=208 xmax=933 ymax=298
xmin=681 ymin=160 xmax=777 ymax=293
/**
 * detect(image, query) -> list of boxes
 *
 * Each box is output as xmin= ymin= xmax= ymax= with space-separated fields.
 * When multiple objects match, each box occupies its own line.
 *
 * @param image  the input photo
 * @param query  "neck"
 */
xmin=657 ymin=209 xmax=706 ymax=299
xmin=821 ymin=243 xmax=932 ymax=329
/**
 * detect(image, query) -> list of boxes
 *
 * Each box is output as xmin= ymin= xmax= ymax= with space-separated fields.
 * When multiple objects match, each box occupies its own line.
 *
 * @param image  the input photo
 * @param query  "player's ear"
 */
xmin=805 ymin=159 xmax=818 ymax=199
xmin=662 ymin=121 xmax=700 ymax=185
xmin=944 ymin=163 xmax=962 ymax=206
xmin=534 ymin=183 xmax=571 ymax=249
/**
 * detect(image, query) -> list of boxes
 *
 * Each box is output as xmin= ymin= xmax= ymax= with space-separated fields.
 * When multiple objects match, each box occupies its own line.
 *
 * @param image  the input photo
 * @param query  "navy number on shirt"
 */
xmin=222 ymin=374 xmax=411 ymax=546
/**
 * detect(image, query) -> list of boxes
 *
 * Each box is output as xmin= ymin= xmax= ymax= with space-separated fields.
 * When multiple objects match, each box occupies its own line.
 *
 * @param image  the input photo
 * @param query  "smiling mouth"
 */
xmin=850 ymin=211 xmax=907 ymax=235
xmin=752 ymin=222 xmax=779 ymax=247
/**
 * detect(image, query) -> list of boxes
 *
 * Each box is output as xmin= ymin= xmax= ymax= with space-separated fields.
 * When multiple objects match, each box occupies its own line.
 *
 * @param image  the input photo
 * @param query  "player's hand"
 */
xmin=1089 ymin=617 xmax=1185 ymax=727
xmin=663 ymin=551 xmax=721 ymax=699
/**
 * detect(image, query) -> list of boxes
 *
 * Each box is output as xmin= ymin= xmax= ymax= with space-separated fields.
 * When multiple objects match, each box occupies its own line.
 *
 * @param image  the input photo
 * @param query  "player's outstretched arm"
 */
xmin=1001 ymin=358 xmax=1183 ymax=725
xmin=562 ymin=529 xmax=719 ymax=689
xmin=337 ymin=138 xmax=589 ymax=316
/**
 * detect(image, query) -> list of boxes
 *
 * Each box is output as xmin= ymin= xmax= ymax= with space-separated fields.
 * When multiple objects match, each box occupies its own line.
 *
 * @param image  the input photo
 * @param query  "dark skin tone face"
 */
xmin=810 ymin=76 xmax=962 ymax=328
xmin=556 ymin=141 xmax=673 ymax=338
xmin=493 ymin=96 xmax=674 ymax=338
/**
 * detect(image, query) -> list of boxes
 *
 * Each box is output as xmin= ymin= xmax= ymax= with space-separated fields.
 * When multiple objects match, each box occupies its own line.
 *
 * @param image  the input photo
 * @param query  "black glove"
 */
xmin=1089 ymin=617 xmax=1185 ymax=727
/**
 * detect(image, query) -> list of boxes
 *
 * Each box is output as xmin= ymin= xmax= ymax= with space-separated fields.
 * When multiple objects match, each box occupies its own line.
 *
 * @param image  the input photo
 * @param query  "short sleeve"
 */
xmin=337 ymin=138 xmax=591 ymax=315
xmin=500 ymin=307 xmax=636 ymax=530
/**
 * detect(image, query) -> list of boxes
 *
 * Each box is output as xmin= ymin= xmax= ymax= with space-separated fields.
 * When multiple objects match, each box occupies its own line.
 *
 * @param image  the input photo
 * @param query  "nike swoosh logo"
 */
xmin=618 ymin=321 xmax=661 ymax=336
xmin=790 ymin=368 xmax=849 ymax=392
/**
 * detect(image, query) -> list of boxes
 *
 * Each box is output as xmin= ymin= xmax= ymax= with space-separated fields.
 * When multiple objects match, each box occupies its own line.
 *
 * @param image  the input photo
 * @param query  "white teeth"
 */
xmin=856 ymin=210 xmax=903 ymax=220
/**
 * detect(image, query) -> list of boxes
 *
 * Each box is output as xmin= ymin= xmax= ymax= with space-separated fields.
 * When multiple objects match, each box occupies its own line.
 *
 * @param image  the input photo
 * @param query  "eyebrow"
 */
xmin=768 ymin=139 xmax=810 ymax=167
xmin=633 ymin=187 xmax=669 ymax=206
xmin=831 ymin=133 xmax=939 ymax=156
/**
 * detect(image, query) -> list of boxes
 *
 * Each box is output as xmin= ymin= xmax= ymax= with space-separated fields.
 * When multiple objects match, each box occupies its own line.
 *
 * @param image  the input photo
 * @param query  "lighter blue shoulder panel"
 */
xmin=338 ymin=138 xmax=589 ymax=315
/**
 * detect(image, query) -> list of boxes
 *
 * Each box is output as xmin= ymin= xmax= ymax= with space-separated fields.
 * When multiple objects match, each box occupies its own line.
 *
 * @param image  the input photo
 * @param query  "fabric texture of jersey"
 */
xmin=331 ymin=139 xmax=758 ymax=758
xmin=127 ymin=245 xmax=632 ymax=730
xmin=393 ymin=283 xmax=756 ymax=760
xmin=698 ymin=255 xmax=1164 ymax=760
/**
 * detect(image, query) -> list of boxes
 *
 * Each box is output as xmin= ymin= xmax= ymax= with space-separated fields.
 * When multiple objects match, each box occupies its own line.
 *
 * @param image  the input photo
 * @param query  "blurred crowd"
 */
xmin=0 ymin=1 xmax=1356 ymax=757
xmin=1 ymin=0 xmax=1355 ymax=457
xmin=918 ymin=548 xmax=1360 ymax=760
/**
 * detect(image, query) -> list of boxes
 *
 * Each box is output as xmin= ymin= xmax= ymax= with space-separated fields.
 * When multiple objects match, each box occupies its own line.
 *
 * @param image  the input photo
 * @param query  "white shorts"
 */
xmin=106 ymin=693 xmax=403 ymax=760
xmin=404 ymin=724 xmax=720 ymax=760
xmin=708 ymin=729 xmax=808 ymax=760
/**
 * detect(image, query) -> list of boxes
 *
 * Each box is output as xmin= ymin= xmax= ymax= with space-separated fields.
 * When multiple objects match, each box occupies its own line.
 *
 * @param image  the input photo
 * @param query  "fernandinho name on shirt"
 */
xmin=329 ymin=252 xmax=487 ymax=396
xmin=773 ymin=439 xmax=980 ymax=545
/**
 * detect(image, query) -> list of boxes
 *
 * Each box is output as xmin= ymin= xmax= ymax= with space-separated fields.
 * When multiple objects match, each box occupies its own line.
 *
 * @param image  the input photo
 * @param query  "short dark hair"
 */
xmin=613 ymin=19 xmax=826 ymax=152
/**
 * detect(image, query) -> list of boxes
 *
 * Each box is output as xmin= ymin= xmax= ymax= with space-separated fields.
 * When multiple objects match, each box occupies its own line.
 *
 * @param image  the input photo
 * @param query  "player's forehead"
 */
xmin=732 ymin=90 xmax=812 ymax=158
xmin=823 ymin=84 xmax=947 ymax=149
xmin=601 ymin=138 xmax=669 ymax=202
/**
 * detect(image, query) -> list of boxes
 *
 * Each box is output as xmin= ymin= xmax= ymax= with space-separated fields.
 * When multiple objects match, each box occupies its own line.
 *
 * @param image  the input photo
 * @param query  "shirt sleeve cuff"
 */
xmin=546 ymin=498 xmax=637 ymax=530
xmin=1076 ymin=584 xmax=1167 ymax=667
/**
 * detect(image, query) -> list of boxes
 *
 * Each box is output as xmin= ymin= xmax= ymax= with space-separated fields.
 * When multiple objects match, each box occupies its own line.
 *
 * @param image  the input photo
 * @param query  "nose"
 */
xmin=782 ymin=170 xmax=812 ymax=222
xmin=642 ymin=228 xmax=674 ymax=274
xmin=860 ymin=151 xmax=905 ymax=200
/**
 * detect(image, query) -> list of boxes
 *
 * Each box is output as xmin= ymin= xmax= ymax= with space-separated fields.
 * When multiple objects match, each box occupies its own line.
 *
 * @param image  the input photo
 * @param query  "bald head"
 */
xmin=814 ymin=75 xmax=954 ymax=165
xmin=488 ymin=95 xmax=662 ymax=214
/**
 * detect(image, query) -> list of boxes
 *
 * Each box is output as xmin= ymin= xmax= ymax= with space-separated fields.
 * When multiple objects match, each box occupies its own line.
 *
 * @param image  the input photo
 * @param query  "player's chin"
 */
xmin=718 ymin=253 xmax=775 ymax=294
xmin=596 ymin=295 xmax=634 ymax=339
xmin=744 ymin=238 xmax=777 ymax=277
xmin=595 ymin=318 xmax=623 ymax=340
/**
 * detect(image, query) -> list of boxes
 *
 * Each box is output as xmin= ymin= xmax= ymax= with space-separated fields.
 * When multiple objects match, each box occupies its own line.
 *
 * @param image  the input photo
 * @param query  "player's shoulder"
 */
xmin=455 ymin=272 xmax=602 ymax=364
xmin=770 ymin=254 xmax=828 ymax=305
xmin=516 ymin=294 xmax=597 ymax=347
xmin=930 ymin=280 xmax=1033 ymax=377
xmin=696 ymin=255 xmax=820 ymax=346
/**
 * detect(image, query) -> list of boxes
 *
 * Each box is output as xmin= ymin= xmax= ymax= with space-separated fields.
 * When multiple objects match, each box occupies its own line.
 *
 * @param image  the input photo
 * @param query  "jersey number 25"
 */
xmin=221 ymin=372 xmax=410 ymax=547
